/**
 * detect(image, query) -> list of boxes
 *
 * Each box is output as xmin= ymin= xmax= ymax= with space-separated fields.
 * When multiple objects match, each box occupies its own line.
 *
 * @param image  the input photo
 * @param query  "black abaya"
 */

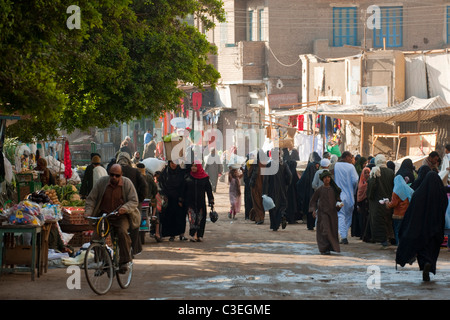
xmin=263 ymin=160 xmax=292 ymax=231
xmin=296 ymin=161 xmax=319 ymax=229
xmin=159 ymin=164 xmax=187 ymax=237
xmin=396 ymin=171 xmax=448 ymax=275
xmin=395 ymin=158 xmax=415 ymax=184
xmin=410 ymin=165 xmax=431 ymax=190
xmin=286 ymin=160 xmax=300 ymax=223
xmin=183 ymin=175 xmax=214 ymax=238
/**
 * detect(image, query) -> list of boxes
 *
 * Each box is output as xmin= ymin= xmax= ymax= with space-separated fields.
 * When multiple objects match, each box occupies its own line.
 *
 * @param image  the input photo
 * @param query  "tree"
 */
xmin=0 ymin=0 xmax=225 ymax=142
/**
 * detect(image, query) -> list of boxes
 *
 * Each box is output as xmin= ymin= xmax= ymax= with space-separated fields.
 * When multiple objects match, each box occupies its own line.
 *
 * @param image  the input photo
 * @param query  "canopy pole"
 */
xmin=417 ymin=110 xmax=421 ymax=132
xmin=371 ymin=126 xmax=374 ymax=155
xmin=311 ymin=99 xmax=318 ymax=154
xmin=396 ymin=126 xmax=401 ymax=160
xmin=360 ymin=115 xmax=364 ymax=155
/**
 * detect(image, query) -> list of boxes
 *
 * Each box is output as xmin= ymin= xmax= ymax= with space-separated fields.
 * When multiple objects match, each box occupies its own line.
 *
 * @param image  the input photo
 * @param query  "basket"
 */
xmin=279 ymin=138 xmax=294 ymax=149
xmin=164 ymin=139 xmax=184 ymax=161
xmin=68 ymin=230 xmax=112 ymax=247
xmin=16 ymin=173 xmax=33 ymax=183
xmin=61 ymin=207 xmax=87 ymax=225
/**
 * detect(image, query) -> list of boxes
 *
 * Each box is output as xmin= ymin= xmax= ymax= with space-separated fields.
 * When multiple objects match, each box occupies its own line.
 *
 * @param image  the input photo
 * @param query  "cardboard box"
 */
xmin=5 ymin=245 xmax=32 ymax=265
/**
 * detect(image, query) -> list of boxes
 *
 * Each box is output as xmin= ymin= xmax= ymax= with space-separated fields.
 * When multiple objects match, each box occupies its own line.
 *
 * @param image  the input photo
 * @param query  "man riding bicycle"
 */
xmin=85 ymin=164 xmax=141 ymax=273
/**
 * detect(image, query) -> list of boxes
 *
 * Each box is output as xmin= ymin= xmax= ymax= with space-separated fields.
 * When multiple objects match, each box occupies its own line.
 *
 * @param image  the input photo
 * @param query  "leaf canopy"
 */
xmin=0 ymin=0 xmax=225 ymax=142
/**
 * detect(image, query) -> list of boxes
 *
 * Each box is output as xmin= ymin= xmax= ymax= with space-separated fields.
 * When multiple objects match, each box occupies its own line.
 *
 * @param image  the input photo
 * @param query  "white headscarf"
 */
xmin=320 ymin=158 xmax=330 ymax=168
xmin=370 ymin=154 xmax=387 ymax=178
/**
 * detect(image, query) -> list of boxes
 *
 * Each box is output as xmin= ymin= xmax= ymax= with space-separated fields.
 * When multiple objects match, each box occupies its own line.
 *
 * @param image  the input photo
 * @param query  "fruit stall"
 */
xmin=0 ymin=182 xmax=91 ymax=278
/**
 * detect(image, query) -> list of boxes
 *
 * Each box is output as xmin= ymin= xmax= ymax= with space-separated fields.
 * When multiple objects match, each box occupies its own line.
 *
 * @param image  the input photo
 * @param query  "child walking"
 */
xmin=386 ymin=175 xmax=413 ymax=245
xmin=228 ymin=167 xmax=243 ymax=220
xmin=309 ymin=170 xmax=342 ymax=255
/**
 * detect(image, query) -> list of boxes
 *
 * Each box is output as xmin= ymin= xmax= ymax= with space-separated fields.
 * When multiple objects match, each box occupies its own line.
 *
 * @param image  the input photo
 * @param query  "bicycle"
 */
xmin=84 ymin=210 xmax=133 ymax=295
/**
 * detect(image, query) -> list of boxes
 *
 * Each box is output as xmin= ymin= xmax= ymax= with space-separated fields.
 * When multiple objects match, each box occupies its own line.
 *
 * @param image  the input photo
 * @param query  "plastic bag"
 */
xmin=41 ymin=203 xmax=62 ymax=221
xmin=262 ymin=194 xmax=275 ymax=211
xmin=209 ymin=209 xmax=218 ymax=223
xmin=141 ymin=158 xmax=167 ymax=175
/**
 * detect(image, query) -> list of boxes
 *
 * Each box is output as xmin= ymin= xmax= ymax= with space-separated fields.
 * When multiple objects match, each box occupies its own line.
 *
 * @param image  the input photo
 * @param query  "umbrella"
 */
xmin=170 ymin=117 xmax=191 ymax=129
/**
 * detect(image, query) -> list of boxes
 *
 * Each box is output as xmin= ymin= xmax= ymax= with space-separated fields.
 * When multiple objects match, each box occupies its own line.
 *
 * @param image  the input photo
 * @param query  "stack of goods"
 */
xmin=1 ymin=200 xmax=43 ymax=226
xmin=61 ymin=207 xmax=87 ymax=225
xmin=163 ymin=132 xmax=184 ymax=161
xmin=42 ymin=185 xmax=85 ymax=207
xmin=59 ymin=206 xmax=93 ymax=247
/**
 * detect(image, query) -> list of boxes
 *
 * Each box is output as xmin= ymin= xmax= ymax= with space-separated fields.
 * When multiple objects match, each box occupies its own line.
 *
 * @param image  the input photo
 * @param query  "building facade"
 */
xmin=205 ymin=0 xmax=450 ymax=156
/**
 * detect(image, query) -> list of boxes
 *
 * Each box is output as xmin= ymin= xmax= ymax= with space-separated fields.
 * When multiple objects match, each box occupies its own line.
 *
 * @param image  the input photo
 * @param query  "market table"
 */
xmin=0 ymin=224 xmax=42 ymax=281
xmin=39 ymin=221 xmax=56 ymax=275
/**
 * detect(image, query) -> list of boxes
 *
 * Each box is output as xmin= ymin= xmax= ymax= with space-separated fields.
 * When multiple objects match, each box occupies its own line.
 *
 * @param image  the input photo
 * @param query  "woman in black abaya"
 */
xmin=410 ymin=165 xmax=431 ymax=190
xmin=283 ymin=149 xmax=300 ymax=224
xmin=183 ymin=163 xmax=214 ymax=241
xmin=263 ymin=149 xmax=292 ymax=231
xmin=159 ymin=161 xmax=188 ymax=241
xmin=395 ymin=171 xmax=448 ymax=281
xmin=296 ymin=153 xmax=321 ymax=230
xmin=395 ymin=158 xmax=415 ymax=185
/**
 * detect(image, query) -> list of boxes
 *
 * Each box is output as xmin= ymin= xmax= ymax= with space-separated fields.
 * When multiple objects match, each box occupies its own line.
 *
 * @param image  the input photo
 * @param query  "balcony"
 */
xmin=313 ymin=39 xmax=373 ymax=59
xmin=217 ymin=41 xmax=265 ymax=85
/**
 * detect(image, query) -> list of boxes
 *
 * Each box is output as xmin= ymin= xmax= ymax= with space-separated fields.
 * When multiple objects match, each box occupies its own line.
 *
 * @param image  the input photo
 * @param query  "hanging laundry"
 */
xmin=333 ymin=119 xmax=341 ymax=133
xmin=192 ymin=92 xmax=202 ymax=120
xmin=64 ymin=140 xmax=72 ymax=179
xmin=297 ymin=115 xmax=304 ymax=131
xmin=192 ymin=92 xmax=202 ymax=109
xmin=180 ymin=98 xmax=185 ymax=114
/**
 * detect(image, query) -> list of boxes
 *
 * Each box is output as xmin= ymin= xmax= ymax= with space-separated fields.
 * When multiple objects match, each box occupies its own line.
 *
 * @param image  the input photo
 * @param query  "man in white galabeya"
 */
xmin=333 ymin=151 xmax=359 ymax=244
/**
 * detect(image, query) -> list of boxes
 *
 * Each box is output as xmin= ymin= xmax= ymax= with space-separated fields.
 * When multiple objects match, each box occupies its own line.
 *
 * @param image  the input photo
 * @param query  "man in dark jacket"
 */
xmin=80 ymin=153 xmax=102 ymax=199
xmin=85 ymin=164 xmax=140 ymax=272
xmin=116 ymin=152 xmax=148 ymax=254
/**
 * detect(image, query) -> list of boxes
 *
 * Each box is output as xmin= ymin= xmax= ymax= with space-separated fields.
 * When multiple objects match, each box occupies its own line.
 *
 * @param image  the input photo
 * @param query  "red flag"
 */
xmin=64 ymin=140 xmax=72 ymax=179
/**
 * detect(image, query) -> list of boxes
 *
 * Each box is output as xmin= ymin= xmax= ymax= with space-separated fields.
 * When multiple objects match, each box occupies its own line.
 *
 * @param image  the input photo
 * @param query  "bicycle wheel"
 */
xmin=116 ymin=247 xmax=133 ymax=289
xmin=84 ymin=242 xmax=113 ymax=295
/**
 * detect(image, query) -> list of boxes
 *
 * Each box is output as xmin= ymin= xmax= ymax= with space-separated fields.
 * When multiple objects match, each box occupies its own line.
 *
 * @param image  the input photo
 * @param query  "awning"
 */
xmin=270 ymin=96 xmax=450 ymax=123
xmin=0 ymin=114 xmax=21 ymax=127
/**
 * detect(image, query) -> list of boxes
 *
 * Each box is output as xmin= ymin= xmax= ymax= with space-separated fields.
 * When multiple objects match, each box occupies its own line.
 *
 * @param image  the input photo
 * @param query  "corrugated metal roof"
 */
xmin=271 ymin=96 xmax=450 ymax=123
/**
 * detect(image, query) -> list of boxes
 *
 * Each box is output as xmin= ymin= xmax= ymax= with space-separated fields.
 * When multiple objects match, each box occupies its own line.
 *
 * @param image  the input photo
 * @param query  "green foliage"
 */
xmin=0 ymin=0 xmax=225 ymax=142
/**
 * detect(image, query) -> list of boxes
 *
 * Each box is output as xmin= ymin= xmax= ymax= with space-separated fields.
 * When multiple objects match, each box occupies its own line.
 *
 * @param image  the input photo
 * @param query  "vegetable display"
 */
xmin=40 ymin=185 xmax=85 ymax=207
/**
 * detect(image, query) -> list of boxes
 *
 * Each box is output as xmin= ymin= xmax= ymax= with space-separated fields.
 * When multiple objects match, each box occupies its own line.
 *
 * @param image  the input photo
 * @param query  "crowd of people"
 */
xmin=81 ymin=130 xmax=450 ymax=282
xmin=271 ymin=145 xmax=449 ymax=282
xmin=81 ymin=135 xmax=216 ymax=254
xmin=214 ymin=143 xmax=449 ymax=282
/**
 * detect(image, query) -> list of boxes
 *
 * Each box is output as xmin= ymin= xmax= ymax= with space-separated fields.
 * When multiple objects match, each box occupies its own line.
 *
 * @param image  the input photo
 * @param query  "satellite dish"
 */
xmin=170 ymin=117 xmax=190 ymax=129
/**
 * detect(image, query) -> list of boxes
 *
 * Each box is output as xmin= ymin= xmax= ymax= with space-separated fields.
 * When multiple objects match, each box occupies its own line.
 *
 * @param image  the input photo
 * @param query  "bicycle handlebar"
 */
xmin=86 ymin=206 xmax=121 ymax=222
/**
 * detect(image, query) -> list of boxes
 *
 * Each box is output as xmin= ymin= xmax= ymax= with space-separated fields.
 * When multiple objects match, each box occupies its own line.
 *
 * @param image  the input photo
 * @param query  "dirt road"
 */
xmin=1 ymin=179 xmax=450 ymax=303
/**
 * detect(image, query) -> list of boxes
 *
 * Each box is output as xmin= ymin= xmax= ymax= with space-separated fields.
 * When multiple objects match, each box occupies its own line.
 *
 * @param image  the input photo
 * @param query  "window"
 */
xmin=333 ymin=7 xmax=357 ymax=47
xmin=258 ymin=9 xmax=264 ymax=41
xmin=447 ymin=6 xmax=450 ymax=44
xmin=248 ymin=10 xmax=254 ymax=41
xmin=373 ymin=6 xmax=403 ymax=48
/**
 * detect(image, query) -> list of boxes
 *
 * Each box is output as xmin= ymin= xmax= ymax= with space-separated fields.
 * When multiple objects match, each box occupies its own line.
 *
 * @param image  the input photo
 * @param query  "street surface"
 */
xmin=1 ymin=179 xmax=450 ymax=304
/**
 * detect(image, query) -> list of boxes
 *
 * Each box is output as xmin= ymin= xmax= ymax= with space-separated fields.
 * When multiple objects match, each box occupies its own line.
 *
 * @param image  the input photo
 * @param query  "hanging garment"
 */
xmin=297 ymin=115 xmax=304 ymax=131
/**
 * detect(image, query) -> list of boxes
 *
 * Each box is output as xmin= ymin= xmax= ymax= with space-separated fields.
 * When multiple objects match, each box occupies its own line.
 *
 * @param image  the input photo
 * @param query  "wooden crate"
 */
xmin=16 ymin=173 xmax=33 ymax=183
xmin=61 ymin=207 xmax=87 ymax=225
xmin=18 ymin=183 xmax=31 ymax=201
xmin=68 ymin=230 xmax=112 ymax=247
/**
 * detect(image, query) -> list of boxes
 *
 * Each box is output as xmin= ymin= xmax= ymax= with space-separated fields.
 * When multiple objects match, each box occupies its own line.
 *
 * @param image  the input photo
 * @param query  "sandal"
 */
xmin=169 ymin=236 xmax=175 ymax=242
xmin=179 ymin=236 xmax=188 ymax=241
xmin=155 ymin=235 xmax=162 ymax=243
